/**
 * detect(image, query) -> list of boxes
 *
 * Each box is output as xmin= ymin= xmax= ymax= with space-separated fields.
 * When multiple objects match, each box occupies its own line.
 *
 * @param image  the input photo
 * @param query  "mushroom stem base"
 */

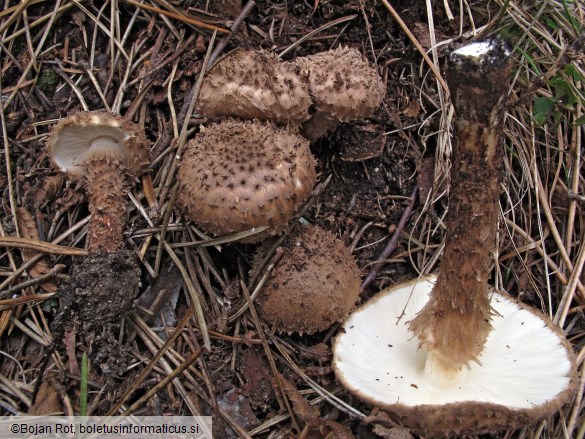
xmin=423 ymin=350 xmax=468 ymax=390
xmin=301 ymin=111 xmax=338 ymax=142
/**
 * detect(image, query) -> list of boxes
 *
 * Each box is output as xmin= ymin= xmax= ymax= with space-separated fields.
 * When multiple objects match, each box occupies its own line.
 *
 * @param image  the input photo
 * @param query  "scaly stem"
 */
xmin=409 ymin=38 xmax=512 ymax=374
xmin=85 ymin=156 xmax=128 ymax=253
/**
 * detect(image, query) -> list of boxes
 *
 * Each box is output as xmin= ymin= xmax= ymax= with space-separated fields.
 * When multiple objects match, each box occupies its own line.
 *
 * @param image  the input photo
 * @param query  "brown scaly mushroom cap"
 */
xmin=47 ymin=111 xmax=150 ymax=178
xmin=177 ymin=119 xmax=316 ymax=242
xmin=294 ymin=46 xmax=385 ymax=141
xmin=197 ymin=49 xmax=311 ymax=126
xmin=47 ymin=111 xmax=150 ymax=253
xmin=255 ymin=225 xmax=361 ymax=334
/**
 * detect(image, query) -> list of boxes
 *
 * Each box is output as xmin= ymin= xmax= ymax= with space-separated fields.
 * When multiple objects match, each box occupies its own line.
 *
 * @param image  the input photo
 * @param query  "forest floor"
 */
xmin=0 ymin=0 xmax=584 ymax=438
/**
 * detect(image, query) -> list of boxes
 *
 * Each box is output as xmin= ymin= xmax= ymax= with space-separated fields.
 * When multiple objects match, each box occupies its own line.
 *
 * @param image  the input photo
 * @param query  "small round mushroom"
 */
xmin=294 ymin=46 xmax=385 ymax=141
xmin=197 ymin=49 xmax=311 ymax=126
xmin=333 ymin=276 xmax=576 ymax=436
xmin=47 ymin=111 xmax=150 ymax=253
xmin=177 ymin=119 xmax=316 ymax=242
xmin=254 ymin=225 xmax=361 ymax=334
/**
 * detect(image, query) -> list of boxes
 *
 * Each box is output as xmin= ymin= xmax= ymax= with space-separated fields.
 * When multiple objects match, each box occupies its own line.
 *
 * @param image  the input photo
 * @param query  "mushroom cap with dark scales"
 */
xmin=177 ymin=119 xmax=316 ymax=241
xmin=294 ymin=46 xmax=385 ymax=122
xmin=47 ymin=111 xmax=150 ymax=178
xmin=197 ymin=49 xmax=311 ymax=125
xmin=255 ymin=225 xmax=361 ymax=334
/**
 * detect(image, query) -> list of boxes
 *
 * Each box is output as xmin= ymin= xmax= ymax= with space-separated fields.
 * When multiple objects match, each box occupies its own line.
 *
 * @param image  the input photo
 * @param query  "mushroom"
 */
xmin=47 ymin=111 xmax=150 ymax=253
xmin=46 ymin=112 xmax=149 ymax=370
xmin=294 ymin=46 xmax=385 ymax=142
xmin=254 ymin=225 xmax=361 ymax=334
xmin=332 ymin=39 xmax=577 ymax=435
xmin=177 ymin=119 xmax=316 ymax=242
xmin=334 ymin=276 xmax=576 ymax=435
xmin=197 ymin=49 xmax=311 ymax=126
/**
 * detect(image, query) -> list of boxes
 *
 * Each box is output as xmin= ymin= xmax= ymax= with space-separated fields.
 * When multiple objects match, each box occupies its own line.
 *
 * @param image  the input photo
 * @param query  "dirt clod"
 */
xmin=52 ymin=251 xmax=140 ymax=374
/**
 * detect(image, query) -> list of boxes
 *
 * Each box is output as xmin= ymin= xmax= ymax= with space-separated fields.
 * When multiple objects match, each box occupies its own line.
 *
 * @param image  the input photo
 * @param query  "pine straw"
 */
xmin=0 ymin=0 xmax=584 ymax=437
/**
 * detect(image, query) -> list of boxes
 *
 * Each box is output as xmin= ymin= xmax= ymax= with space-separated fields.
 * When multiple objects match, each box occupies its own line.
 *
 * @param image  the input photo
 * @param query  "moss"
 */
xmin=37 ymin=68 xmax=58 ymax=94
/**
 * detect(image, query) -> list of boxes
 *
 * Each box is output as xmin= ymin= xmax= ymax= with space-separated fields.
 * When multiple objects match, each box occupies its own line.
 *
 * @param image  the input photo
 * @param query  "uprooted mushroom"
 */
xmin=332 ymin=38 xmax=576 ymax=436
xmin=47 ymin=111 xmax=150 ymax=253
xmin=46 ymin=111 xmax=149 ymax=370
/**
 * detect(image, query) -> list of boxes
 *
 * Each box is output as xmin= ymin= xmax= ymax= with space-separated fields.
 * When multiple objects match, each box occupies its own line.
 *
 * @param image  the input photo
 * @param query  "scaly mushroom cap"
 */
xmin=177 ymin=119 xmax=316 ymax=242
xmin=333 ymin=276 xmax=577 ymax=437
xmin=197 ymin=49 xmax=311 ymax=125
xmin=47 ymin=111 xmax=150 ymax=178
xmin=295 ymin=46 xmax=385 ymax=122
xmin=256 ymin=225 xmax=361 ymax=334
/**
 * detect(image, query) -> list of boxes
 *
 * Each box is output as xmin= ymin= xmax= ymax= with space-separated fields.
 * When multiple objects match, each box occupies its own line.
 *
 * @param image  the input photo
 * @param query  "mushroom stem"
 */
xmin=409 ymin=38 xmax=512 ymax=374
xmin=423 ymin=351 xmax=468 ymax=390
xmin=300 ymin=111 xmax=338 ymax=143
xmin=85 ymin=156 xmax=128 ymax=253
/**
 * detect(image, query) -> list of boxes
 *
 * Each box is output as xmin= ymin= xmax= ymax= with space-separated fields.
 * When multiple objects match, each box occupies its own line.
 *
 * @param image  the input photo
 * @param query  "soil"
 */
xmin=51 ymin=251 xmax=141 ymax=377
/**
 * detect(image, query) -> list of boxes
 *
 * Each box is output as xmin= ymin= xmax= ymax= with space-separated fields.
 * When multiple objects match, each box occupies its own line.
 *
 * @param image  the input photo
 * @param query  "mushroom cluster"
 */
xmin=254 ymin=225 xmax=361 ymax=334
xmin=175 ymin=47 xmax=378 ymax=332
xmin=332 ymin=39 xmax=577 ymax=436
xmin=179 ymin=46 xmax=384 ymax=240
xmin=198 ymin=46 xmax=384 ymax=140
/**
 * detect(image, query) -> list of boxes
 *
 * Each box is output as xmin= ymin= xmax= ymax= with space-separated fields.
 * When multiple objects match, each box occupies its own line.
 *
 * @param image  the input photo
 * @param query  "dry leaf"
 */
xmin=0 ymin=310 xmax=12 ymax=339
xmin=320 ymin=421 xmax=355 ymax=439
xmin=371 ymin=425 xmax=414 ymax=439
xmin=55 ymin=186 xmax=84 ymax=213
xmin=299 ymin=420 xmax=356 ymax=439
xmin=300 ymin=343 xmax=330 ymax=362
xmin=32 ymin=174 xmax=64 ymax=209
xmin=279 ymin=373 xmax=320 ymax=427
xmin=401 ymin=97 xmax=421 ymax=118
xmin=416 ymin=156 xmax=434 ymax=205
xmin=29 ymin=378 xmax=63 ymax=415
xmin=64 ymin=328 xmax=79 ymax=376
xmin=366 ymin=408 xmax=414 ymax=438
xmin=16 ymin=207 xmax=58 ymax=293
xmin=240 ymin=348 xmax=274 ymax=408
xmin=216 ymin=389 xmax=260 ymax=430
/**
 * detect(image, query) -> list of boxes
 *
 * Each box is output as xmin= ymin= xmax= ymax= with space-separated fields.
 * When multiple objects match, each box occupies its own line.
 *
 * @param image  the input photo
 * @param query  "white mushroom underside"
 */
xmin=334 ymin=276 xmax=572 ymax=408
xmin=52 ymin=125 xmax=129 ymax=174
